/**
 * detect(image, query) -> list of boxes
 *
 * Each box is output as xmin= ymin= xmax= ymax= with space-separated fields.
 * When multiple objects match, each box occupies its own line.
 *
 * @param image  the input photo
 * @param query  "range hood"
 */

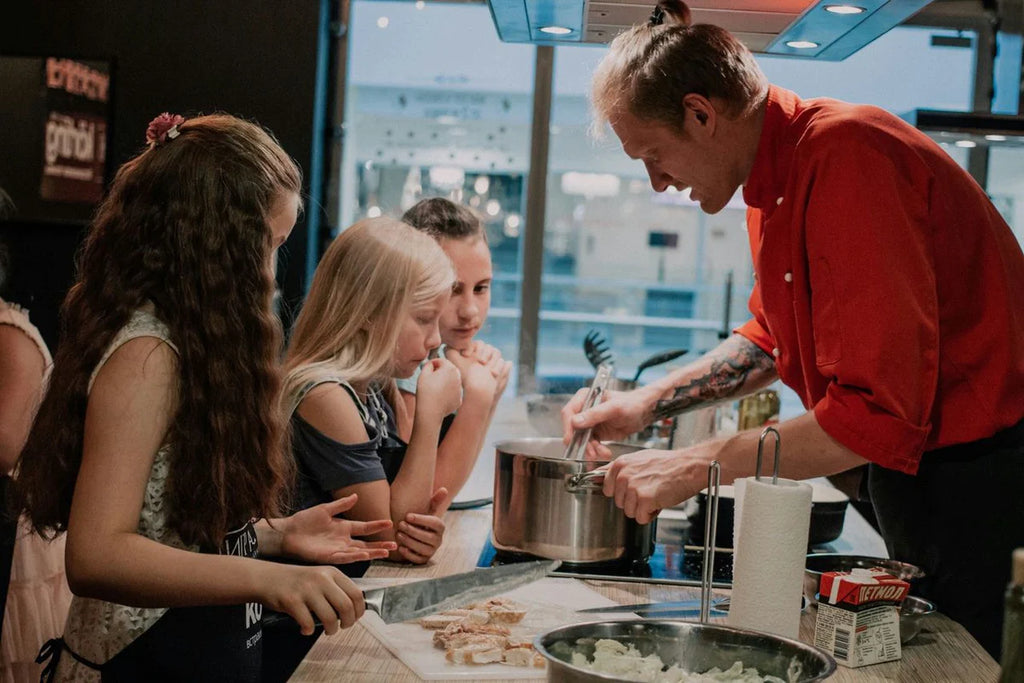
xmin=487 ymin=0 xmax=935 ymax=60
xmin=908 ymin=110 xmax=1024 ymax=147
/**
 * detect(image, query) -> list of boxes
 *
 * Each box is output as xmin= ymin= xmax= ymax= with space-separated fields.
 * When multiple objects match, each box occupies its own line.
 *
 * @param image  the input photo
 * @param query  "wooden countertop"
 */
xmin=291 ymin=508 xmax=1000 ymax=682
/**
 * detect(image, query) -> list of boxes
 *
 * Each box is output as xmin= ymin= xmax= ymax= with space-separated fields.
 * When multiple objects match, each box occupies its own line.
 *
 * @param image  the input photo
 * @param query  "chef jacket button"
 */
xmin=776 ymin=196 xmax=784 ymax=205
xmin=772 ymin=347 xmax=781 ymax=358
xmin=784 ymin=272 xmax=793 ymax=282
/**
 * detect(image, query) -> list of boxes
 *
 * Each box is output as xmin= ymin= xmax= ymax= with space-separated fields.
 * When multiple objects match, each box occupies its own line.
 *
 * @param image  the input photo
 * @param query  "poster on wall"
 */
xmin=39 ymin=57 xmax=110 ymax=204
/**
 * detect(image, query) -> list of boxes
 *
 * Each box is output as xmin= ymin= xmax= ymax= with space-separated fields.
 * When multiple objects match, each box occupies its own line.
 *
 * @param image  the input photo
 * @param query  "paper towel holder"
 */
xmin=700 ymin=459 xmax=721 ymax=624
xmin=756 ymin=426 xmax=781 ymax=485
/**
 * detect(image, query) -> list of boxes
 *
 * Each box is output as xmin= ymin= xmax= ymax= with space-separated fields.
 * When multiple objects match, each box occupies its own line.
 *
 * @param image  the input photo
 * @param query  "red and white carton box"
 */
xmin=813 ymin=568 xmax=910 ymax=668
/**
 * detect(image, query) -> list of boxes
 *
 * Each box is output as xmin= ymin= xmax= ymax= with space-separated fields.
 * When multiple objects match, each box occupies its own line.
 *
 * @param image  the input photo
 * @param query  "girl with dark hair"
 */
xmin=13 ymin=113 xmax=393 ymax=681
xmin=398 ymin=198 xmax=511 ymax=511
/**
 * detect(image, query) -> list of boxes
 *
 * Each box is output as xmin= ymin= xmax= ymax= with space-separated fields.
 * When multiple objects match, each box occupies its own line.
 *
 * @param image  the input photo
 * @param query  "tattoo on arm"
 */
xmin=651 ymin=337 xmax=775 ymax=421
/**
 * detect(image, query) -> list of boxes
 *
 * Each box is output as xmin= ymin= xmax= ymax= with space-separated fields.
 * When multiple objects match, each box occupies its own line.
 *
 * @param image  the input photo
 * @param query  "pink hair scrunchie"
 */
xmin=145 ymin=113 xmax=185 ymax=146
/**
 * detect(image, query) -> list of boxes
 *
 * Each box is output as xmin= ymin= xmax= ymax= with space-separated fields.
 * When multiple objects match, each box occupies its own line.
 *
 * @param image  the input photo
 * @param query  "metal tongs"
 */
xmin=562 ymin=362 xmax=614 ymax=460
xmin=700 ymin=460 xmax=722 ymax=623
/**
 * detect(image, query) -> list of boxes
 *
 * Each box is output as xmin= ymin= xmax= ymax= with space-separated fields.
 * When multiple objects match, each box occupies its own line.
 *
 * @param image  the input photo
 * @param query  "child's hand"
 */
xmin=445 ymin=344 xmax=497 ymax=401
xmin=279 ymin=494 xmax=397 ymax=564
xmin=450 ymin=342 xmax=511 ymax=404
xmin=416 ymin=357 xmax=462 ymax=418
xmin=396 ymin=487 xmax=448 ymax=564
xmin=493 ymin=358 xmax=512 ymax=403
xmin=260 ymin=563 xmax=365 ymax=636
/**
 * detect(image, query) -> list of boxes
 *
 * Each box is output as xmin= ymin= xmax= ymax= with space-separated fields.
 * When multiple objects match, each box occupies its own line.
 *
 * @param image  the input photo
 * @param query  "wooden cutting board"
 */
xmin=355 ymin=576 xmax=624 ymax=680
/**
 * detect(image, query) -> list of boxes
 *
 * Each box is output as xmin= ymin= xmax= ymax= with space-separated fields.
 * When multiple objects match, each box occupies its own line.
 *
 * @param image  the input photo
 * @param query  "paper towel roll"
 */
xmin=727 ymin=476 xmax=812 ymax=639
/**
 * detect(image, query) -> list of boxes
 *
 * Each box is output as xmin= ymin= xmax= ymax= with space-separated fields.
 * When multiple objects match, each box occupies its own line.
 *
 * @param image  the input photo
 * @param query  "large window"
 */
xmin=340 ymin=0 xmax=535 ymax=365
xmin=340 ymin=4 xmax=986 ymax=408
xmin=536 ymin=25 xmax=978 ymax=406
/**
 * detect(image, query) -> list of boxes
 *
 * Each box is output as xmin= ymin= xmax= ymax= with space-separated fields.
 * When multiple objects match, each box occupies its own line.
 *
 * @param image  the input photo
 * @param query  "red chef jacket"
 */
xmin=737 ymin=86 xmax=1024 ymax=474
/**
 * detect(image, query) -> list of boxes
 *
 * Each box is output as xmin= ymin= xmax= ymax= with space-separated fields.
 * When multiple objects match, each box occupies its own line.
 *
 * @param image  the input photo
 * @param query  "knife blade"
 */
xmin=635 ymin=607 xmax=728 ymax=619
xmin=577 ymin=598 xmax=729 ymax=614
xmin=365 ymin=559 xmax=557 ymax=624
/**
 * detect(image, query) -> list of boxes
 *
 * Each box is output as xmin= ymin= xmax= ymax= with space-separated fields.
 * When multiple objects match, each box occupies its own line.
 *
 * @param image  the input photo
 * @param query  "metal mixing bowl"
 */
xmin=898 ymin=595 xmax=937 ymax=644
xmin=535 ymin=620 xmax=836 ymax=682
xmin=803 ymin=554 xmax=926 ymax=605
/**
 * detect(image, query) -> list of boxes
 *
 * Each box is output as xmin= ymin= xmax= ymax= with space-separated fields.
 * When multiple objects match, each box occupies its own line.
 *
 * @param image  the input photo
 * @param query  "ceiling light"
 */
xmin=824 ymin=5 xmax=866 ymax=15
xmin=985 ymin=134 xmax=1008 ymax=142
xmin=785 ymin=40 xmax=819 ymax=49
xmin=367 ymin=205 xmax=382 ymax=218
xmin=539 ymin=25 xmax=572 ymax=36
xmin=474 ymin=175 xmax=490 ymax=195
xmin=485 ymin=199 xmax=502 ymax=216
xmin=376 ymin=16 xmax=389 ymax=29
xmin=954 ymin=140 xmax=977 ymax=148
xmin=415 ymin=1 xmax=425 ymax=9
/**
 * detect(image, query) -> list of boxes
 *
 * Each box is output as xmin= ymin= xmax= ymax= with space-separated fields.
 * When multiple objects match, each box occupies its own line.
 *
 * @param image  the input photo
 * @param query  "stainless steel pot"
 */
xmin=492 ymin=438 xmax=655 ymax=564
xmin=535 ymin=620 xmax=836 ymax=682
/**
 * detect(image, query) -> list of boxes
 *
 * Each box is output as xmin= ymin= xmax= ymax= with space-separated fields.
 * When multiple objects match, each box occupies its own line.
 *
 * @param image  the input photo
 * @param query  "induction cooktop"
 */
xmin=476 ymin=513 xmax=734 ymax=588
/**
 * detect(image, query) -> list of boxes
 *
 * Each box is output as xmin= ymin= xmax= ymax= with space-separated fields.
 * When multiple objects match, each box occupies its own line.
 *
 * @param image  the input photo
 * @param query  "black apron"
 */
xmin=868 ymin=416 xmax=1024 ymax=660
xmin=39 ymin=521 xmax=263 ymax=682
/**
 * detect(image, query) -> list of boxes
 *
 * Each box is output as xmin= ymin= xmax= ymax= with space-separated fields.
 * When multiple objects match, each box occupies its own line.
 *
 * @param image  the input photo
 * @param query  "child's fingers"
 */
xmin=287 ymin=602 xmax=317 ymax=636
xmin=405 ymin=513 xmax=445 ymax=533
xmin=348 ymin=539 xmax=397 ymax=551
xmin=397 ymin=522 xmax=439 ymax=546
xmin=332 ymin=574 xmax=365 ymax=622
xmin=322 ymin=493 xmax=359 ymax=515
xmin=397 ymin=544 xmax=429 ymax=565
xmin=475 ymin=344 xmax=497 ymax=365
xmin=461 ymin=340 xmax=484 ymax=358
xmin=328 ymin=550 xmax=372 ymax=564
xmin=346 ymin=519 xmax=392 ymax=536
xmin=396 ymin=529 xmax=437 ymax=556
xmin=428 ymin=487 xmax=449 ymax=514
xmin=399 ymin=520 xmax=442 ymax=544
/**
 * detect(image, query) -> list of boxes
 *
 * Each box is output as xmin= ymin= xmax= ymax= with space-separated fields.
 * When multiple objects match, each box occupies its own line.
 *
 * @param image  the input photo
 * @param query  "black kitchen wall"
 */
xmin=0 ymin=0 xmax=329 ymax=350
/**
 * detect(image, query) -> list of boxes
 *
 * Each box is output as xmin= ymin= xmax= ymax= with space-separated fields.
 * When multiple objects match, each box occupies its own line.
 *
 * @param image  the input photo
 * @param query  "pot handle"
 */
xmin=565 ymin=469 xmax=606 ymax=493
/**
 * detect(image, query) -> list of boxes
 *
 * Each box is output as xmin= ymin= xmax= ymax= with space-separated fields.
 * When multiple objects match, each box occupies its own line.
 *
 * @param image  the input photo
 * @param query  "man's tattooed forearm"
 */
xmin=651 ymin=337 xmax=774 ymax=421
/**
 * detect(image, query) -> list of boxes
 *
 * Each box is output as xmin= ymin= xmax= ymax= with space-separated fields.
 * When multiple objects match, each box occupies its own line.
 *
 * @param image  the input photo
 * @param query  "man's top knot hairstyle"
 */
xmin=592 ymin=0 xmax=767 ymax=135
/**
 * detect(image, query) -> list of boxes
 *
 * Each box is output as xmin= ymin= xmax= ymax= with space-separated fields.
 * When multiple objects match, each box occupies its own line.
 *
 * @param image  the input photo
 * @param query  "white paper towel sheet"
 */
xmin=728 ymin=476 xmax=812 ymax=639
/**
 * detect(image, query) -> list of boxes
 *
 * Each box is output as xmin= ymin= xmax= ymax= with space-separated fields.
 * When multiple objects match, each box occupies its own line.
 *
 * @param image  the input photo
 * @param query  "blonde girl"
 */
xmin=284 ymin=217 xmax=461 ymax=567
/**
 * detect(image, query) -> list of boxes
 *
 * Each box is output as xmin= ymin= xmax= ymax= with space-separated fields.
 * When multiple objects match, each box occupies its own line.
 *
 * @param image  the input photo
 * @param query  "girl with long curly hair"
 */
xmin=12 ymin=113 xmax=393 ymax=681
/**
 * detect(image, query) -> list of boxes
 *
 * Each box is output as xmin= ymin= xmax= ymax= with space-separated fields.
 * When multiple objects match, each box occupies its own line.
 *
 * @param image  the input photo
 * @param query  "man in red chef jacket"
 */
xmin=561 ymin=0 xmax=1024 ymax=659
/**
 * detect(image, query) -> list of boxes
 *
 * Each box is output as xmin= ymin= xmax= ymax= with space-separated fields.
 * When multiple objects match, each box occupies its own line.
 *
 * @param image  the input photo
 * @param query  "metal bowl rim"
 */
xmin=804 ymin=552 xmax=926 ymax=579
xmin=901 ymin=594 xmax=937 ymax=616
xmin=532 ymin=618 xmax=837 ymax=682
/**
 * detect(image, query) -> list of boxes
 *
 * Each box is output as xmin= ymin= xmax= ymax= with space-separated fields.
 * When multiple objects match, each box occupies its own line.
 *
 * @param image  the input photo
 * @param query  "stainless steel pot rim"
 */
xmin=533 ymin=618 xmax=837 ymax=681
xmin=495 ymin=437 xmax=639 ymax=465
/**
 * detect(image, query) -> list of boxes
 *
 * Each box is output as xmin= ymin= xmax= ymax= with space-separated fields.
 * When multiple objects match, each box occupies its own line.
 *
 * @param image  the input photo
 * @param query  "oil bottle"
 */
xmin=1000 ymin=548 xmax=1024 ymax=683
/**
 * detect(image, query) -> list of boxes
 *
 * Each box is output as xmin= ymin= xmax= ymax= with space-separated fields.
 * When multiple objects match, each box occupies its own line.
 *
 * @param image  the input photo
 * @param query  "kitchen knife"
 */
xmin=263 ymin=560 xmax=557 ymax=629
xmin=576 ymin=598 xmax=729 ymax=614
xmin=365 ymin=559 xmax=556 ymax=623
xmin=635 ymin=606 xmax=728 ymax=619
